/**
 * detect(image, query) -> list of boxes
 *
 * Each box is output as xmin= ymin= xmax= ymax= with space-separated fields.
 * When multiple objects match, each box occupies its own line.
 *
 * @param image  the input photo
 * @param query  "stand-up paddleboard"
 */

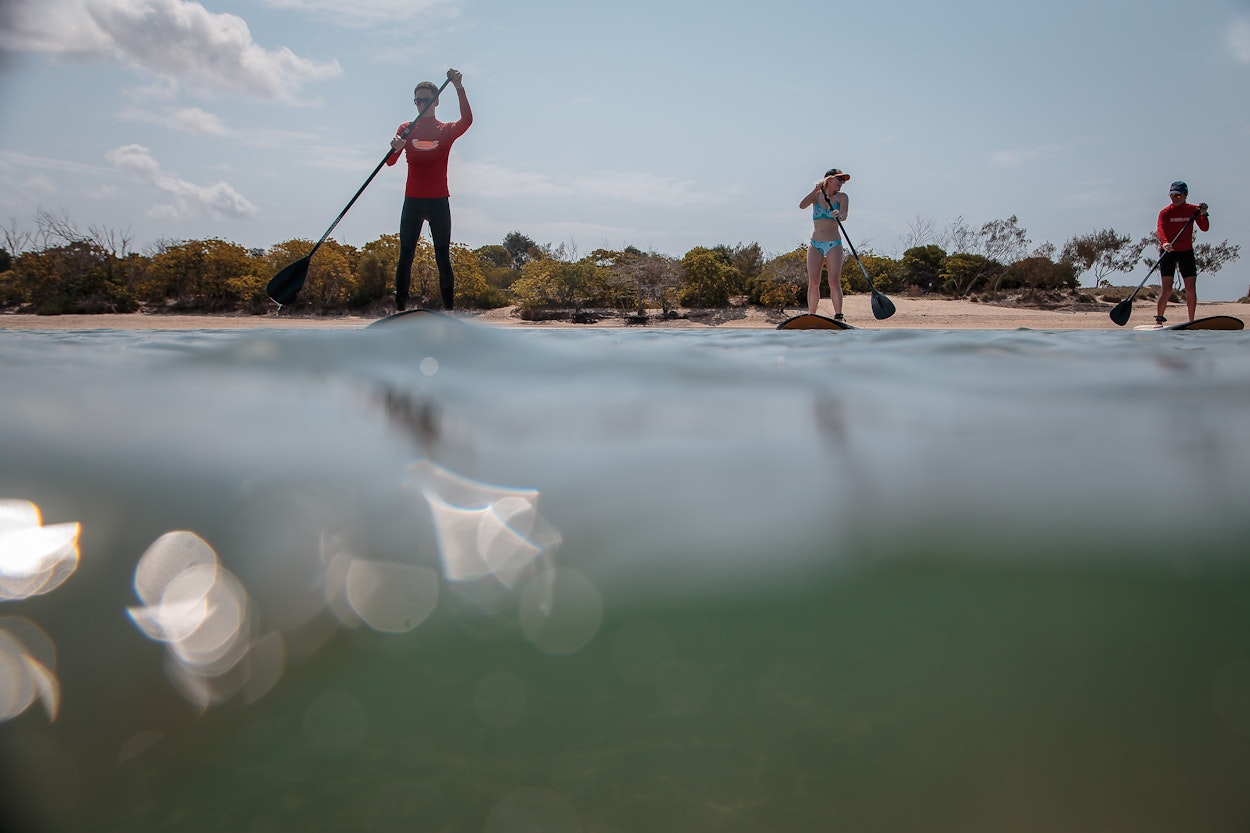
xmin=366 ymin=308 xmax=445 ymax=329
xmin=1132 ymin=315 xmax=1244 ymax=331
xmin=776 ymin=313 xmax=857 ymax=331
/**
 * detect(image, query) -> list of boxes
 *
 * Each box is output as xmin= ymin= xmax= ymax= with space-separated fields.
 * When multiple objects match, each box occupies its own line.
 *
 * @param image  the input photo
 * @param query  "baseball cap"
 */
xmin=825 ymin=168 xmax=850 ymax=182
xmin=1168 ymin=180 xmax=1188 ymax=196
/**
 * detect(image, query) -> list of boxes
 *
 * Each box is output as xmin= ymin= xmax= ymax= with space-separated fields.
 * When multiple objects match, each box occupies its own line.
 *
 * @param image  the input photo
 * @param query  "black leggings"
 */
xmin=395 ymin=197 xmax=454 ymax=310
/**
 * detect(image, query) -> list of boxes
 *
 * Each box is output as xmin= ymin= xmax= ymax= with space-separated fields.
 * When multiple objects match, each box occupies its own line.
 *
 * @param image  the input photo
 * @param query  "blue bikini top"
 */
xmin=813 ymin=192 xmax=840 ymax=221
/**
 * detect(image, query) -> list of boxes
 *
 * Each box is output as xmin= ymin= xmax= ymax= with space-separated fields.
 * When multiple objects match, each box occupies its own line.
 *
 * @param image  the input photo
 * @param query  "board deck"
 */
xmin=1132 ymin=315 xmax=1244 ymax=332
xmin=776 ymin=313 xmax=857 ymax=331
xmin=365 ymin=308 xmax=444 ymax=329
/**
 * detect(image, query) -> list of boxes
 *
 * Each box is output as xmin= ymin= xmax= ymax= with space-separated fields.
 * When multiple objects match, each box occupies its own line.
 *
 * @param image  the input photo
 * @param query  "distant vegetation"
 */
xmin=0 ymin=210 xmax=1240 ymax=318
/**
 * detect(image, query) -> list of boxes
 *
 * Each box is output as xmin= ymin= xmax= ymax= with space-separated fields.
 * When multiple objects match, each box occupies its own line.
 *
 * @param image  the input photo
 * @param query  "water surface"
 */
xmin=2 ymin=320 xmax=1249 ymax=832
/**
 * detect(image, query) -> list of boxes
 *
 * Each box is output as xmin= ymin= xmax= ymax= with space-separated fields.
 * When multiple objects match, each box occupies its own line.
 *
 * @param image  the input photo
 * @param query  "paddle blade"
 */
xmin=267 ymin=257 xmax=311 ymax=306
xmin=870 ymin=289 xmax=896 ymax=320
xmin=1108 ymin=299 xmax=1132 ymax=326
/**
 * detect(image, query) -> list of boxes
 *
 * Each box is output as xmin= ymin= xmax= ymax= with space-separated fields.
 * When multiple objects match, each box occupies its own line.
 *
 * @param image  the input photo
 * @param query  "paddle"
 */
xmin=1108 ymin=207 xmax=1205 ymax=326
xmin=820 ymin=186 xmax=895 ymax=320
xmin=267 ymin=76 xmax=453 ymax=307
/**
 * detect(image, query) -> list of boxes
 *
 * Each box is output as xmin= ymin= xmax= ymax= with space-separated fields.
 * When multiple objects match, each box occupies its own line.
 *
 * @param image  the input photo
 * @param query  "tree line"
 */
xmin=0 ymin=210 xmax=1240 ymax=318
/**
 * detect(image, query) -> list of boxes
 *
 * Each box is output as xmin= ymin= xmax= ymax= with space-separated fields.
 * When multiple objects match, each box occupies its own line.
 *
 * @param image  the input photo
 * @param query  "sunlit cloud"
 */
xmin=0 ymin=0 xmax=341 ymax=100
xmin=106 ymin=143 xmax=260 ymax=219
xmin=1229 ymin=19 xmax=1250 ymax=64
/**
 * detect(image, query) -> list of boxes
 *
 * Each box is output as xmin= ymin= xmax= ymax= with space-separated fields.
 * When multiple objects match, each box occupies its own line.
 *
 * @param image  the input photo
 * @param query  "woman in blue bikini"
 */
xmin=798 ymin=168 xmax=850 ymax=318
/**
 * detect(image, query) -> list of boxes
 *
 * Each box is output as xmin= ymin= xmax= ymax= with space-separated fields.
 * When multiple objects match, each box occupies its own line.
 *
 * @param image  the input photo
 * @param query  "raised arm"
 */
xmin=449 ymin=69 xmax=472 ymax=132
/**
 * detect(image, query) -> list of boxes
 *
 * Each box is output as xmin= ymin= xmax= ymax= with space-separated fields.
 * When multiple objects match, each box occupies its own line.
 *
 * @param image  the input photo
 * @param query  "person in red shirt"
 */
xmin=1154 ymin=180 xmax=1209 ymax=324
xmin=386 ymin=68 xmax=473 ymax=311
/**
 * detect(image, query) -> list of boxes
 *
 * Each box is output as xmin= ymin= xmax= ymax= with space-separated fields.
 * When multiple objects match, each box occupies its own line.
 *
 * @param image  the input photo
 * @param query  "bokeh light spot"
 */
xmin=484 ymin=787 xmax=583 ymax=833
xmin=0 ymin=499 xmax=80 ymax=600
xmin=0 ymin=617 xmax=59 ymax=722
xmin=345 ymin=560 xmax=439 ymax=633
xmin=519 ymin=568 xmax=602 ymax=656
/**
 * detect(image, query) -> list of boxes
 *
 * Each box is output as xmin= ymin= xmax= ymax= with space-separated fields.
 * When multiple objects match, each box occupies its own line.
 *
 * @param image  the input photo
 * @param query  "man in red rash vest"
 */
xmin=386 ymin=68 xmax=473 ymax=311
xmin=1154 ymin=180 xmax=1210 ymax=324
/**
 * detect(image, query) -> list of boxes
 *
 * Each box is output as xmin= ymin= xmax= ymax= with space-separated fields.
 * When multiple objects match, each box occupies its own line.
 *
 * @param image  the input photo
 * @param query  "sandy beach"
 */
xmin=1 ymin=296 xmax=1246 ymax=330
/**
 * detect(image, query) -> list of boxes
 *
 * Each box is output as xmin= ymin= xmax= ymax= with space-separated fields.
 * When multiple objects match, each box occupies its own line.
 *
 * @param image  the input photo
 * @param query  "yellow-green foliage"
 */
xmin=680 ymin=247 xmax=738 ymax=308
xmin=509 ymin=259 xmax=564 ymax=313
xmin=265 ymin=239 xmax=358 ymax=311
xmin=754 ymin=246 xmax=806 ymax=309
xmin=141 ymin=238 xmax=264 ymax=310
xmin=840 ymin=252 xmax=891 ymax=294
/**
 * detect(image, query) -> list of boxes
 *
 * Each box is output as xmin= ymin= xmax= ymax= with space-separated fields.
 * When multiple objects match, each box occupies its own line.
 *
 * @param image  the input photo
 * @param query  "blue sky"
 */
xmin=1 ymin=0 xmax=1248 ymax=298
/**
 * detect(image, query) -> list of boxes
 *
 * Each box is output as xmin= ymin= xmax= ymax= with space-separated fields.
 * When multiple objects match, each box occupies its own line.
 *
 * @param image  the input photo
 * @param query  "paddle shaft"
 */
xmin=301 ymin=77 xmax=453 ymax=262
xmin=820 ymin=185 xmax=877 ymax=290
xmin=1123 ymin=208 xmax=1205 ymax=305
xmin=820 ymin=185 xmax=880 ymax=288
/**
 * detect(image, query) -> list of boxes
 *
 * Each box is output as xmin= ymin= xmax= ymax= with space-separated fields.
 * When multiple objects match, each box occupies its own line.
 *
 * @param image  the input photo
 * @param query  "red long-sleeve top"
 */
xmin=1156 ymin=202 xmax=1209 ymax=251
xmin=385 ymin=86 xmax=473 ymax=199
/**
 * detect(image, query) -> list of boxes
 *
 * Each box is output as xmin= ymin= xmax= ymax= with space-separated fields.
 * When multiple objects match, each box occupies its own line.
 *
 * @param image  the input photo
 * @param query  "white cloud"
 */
xmin=16 ymin=175 xmax=58 ymax=196
xmin=456 ymin=161 xmax=729 ymax=208
xmin=1229 ymin=19 xmax=1250 ymax=64
xmin=261 ymin=0 xmax=461 ymax=26
xmin=106 ymin=144 xmax=259 ymax=219
xmin=990 ymin=148 xmax=1043 ymax=167
xmin=0 ymin=149 xmax=110 ymax=177
xmin=0 ymin=0 xmax=340 ymax=100
xmin=457 ymin=161 xmax=576 ymax=199
xmin=573 ymin=171 xmax=727 ymax=208
xmin=118 ymin=106 xmax=230 ymax=136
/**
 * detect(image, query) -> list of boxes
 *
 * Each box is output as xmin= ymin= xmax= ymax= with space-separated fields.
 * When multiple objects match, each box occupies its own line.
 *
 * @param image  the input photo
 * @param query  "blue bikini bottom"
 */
xmin=810 ymin=239 xmax=842 ymax=255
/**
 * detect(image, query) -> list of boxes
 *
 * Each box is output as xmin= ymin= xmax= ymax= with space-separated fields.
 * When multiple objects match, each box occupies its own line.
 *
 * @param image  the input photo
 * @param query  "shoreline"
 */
xmin=1 ymin=297 xmax=1246 ymax=331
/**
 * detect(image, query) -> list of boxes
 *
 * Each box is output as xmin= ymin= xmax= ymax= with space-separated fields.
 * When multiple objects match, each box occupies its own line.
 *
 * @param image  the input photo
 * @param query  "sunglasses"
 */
xmin=414 ymin=97 xmax=435 ymax=106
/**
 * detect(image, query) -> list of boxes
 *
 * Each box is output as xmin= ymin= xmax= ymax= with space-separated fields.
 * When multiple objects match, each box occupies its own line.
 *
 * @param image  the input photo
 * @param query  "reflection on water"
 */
xmin=127 ymin=531 xmax=281 ymax=710
xmin=1 ymin=499 xmax=78 ymax=724
xmin=408 ymin=459 xmax=560 ymax=607
xmin=1 ymin=321 xmax=1249 ymax=832
xmin=0 ymin=617 xmax=59 ymax=722
xmin=0 ymin=499 xmax=79 ymax=602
